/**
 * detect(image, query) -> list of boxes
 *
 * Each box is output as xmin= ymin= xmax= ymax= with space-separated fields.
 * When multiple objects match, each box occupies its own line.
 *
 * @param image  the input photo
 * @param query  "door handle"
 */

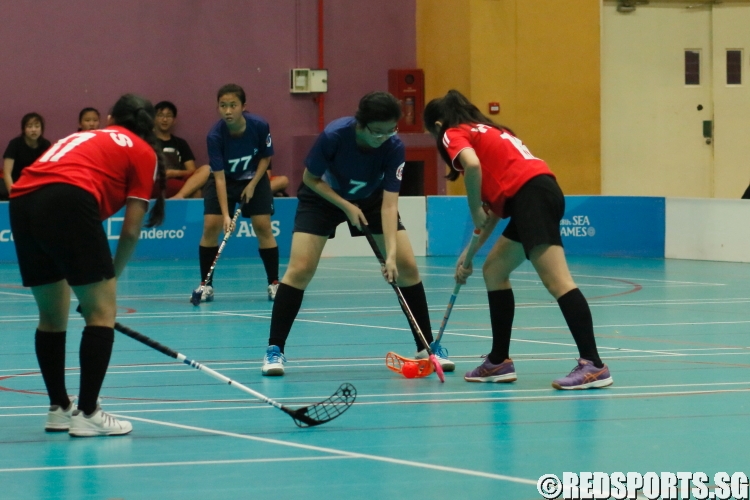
xmin=703 ymin=120 xmax=712 ymax=144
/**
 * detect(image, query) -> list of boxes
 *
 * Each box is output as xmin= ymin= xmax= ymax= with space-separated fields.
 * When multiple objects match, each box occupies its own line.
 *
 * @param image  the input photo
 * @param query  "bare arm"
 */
xmin=166 ymin=159 xmax=197 ymax=179
xmin=380 ymin=190 xmax=400 ymax=282
xmin=3 ymin=159 xmax=14 ymax=192
xmin=302 ymin=168 xmax=367 ymax=228
xmin=213 ymin=170 xmax=234 ymax=233
xmin=455 ymin=211 xmax=500 ymax=284
xmin=457 ymin=149 xmax=486 ymax=230
xmin=170 ymin=164 xmax=210 ymax=199
xmin=113 ymin=198 xmax=148 ymax=277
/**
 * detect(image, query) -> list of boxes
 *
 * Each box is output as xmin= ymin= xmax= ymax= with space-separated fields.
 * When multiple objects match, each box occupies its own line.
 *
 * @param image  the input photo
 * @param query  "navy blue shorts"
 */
xmin=293 ymin=185 xmax=405 ymax=238
xmin=203 ymin=173 xmax=274 ymax=218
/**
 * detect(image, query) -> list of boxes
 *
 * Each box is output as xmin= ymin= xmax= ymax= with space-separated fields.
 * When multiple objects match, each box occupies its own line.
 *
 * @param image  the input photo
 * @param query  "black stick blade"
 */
xmin=285 ymin=383 xmax=357 ymax=428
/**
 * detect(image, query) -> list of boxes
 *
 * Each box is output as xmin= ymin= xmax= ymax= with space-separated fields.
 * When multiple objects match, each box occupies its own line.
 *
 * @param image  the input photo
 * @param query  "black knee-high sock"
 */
xmin=487 ymin=289 xmax=515 ymax=364
xmin=78 ymin=326 xmax=114 ymax=415
xmin=268 ymin=283 xmax=304 ymax=353
xmin=258 ymin=246 xmax=279 ymax=284
xmin=35 ymin=330 xmax=70 ymax=408
xmin=398 ymin=282 xmax=434 ymax=351
xmin=199 ymin=245 xmax=219 ymax=285
xmin=557 ymin=288 xmax=603 ymax=368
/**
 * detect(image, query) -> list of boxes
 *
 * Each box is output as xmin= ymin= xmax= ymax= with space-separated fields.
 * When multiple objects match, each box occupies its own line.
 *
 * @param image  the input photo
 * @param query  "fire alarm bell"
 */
xmin=489 ymin=102 xmax=500 ymax=115
xmin=388 ymin=69 xmax=425 ymax=133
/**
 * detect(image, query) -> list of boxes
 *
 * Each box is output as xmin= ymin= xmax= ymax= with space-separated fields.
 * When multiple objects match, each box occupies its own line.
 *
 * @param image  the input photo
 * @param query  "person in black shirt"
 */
xmin=153 ymin=101 xmax=199 ymax=198
xmin=2 ymin=112 xmax=51 ymax=199
xmin=78 ymin=107 xmax=100 ymax=131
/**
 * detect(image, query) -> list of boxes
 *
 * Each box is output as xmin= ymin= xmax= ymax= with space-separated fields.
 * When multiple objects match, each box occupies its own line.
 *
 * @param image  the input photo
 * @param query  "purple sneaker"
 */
xmin=552 ymin=359 xmax=613 ymax=390
xmin=464 ymin=357 xmax=517 ymax=383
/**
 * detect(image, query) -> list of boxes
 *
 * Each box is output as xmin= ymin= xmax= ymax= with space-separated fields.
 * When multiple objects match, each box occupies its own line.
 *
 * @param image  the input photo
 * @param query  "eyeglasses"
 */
xmin=366 ymin=124 xmax=398 ymax=139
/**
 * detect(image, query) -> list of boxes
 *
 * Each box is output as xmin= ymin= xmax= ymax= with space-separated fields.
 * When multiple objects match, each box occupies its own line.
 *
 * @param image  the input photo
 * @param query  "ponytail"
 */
xmin=424 ymin=90 xmax=515 ymax=182
xmin=110 ymin=94 xmax=166 ymax=227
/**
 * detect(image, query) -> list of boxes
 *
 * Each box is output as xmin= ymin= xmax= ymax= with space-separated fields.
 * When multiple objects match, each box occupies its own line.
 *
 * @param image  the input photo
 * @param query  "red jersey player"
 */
xmin=9 ymin=94 xmax=166 ymax=437
xmin=424 ymin=90 xmax=612 ymax=390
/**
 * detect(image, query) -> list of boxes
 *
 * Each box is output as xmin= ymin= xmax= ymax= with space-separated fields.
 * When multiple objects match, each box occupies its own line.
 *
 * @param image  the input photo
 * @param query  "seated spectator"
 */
xmin=152 ymin=101 xmax=198 ymax=198
xmin=3 ymin=112 xmax=52 ymax=197
xmin=170 ymin=162 xmax=291 ymax=199
xmin=268 ymin=162 xmax=290 ymax=197
xmin=78 ymin=107 xmax=100 ymax=131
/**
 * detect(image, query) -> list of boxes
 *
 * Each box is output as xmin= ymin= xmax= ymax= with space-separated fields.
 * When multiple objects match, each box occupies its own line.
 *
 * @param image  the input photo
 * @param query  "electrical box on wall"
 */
xmin=388 ymin=69 xmax=424 ymax=133
xmin=290 ymin=69 xmax=328 ymax=93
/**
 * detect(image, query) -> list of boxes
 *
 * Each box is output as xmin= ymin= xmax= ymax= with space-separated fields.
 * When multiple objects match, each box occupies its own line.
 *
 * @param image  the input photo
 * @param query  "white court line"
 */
xmin=2 ymin=295 xmax=750 ymax=323
xmin=5 ymin=384 xmax=750 ymax=417
xmin=6 ymin=380 xmax=750 ymax=412
xmin=2 ymin=345 xmax=749 ymax=380
xmin=457 ymin=319 xmax=750 ymax=331
xmin=4 ymin=381 xmax=750 ymax=420
xmin=0 ymin=455 xmax=354 ymax=474
xmin=0 ymin=290 xmax=31 ymax=297
xmin=317 ymin=266 xmax=728 ymax=287
xmin=210 ymin=311 xmax=686 ymax=356
xmin=104 ymin=414 xmax=540 ymax=486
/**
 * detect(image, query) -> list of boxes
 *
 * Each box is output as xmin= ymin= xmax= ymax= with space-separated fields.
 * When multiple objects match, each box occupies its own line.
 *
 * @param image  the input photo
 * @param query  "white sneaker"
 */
xmin=262 ymin=345 xmax=286 ymax=376
xmin=267 ymin=281 xmax=279 ymax=301
xmin=45 ymin=399 xmax=76 ymax=432
xmin=416 ymin=342 xmax=456 ymax=372
xmin=190 ymin=285 xmax=214 ymax=303
xmin=69 ymin=406 xmax=132 ymax=437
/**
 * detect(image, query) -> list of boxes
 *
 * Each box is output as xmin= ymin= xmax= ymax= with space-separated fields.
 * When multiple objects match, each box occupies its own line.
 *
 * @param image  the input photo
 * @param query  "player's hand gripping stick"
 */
xmin=434 ymin=228 xmax=482 ymax=348
xmin=190 ymin=206 xmax=243 ymax=306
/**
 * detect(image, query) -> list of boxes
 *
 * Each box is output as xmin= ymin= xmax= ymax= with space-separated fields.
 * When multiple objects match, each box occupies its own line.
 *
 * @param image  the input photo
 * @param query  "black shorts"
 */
xmin=294 ymin=185 xmax=405 ymax=238
xmin=9 ymin=184 xmax=115 ymax=287
xmin=203 ymin=172 xmax=274 ymax=218
xmin=502 ymin=175 xmax=564 ymax=258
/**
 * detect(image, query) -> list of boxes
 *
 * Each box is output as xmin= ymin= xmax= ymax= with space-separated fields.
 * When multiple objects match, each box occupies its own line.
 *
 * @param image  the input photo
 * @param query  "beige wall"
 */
xmin=417 ymin=0 xmax=601 ymax=195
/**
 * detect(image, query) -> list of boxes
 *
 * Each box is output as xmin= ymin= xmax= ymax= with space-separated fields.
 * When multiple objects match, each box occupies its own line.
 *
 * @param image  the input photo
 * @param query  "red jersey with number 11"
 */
xmin=442 ymin=124 xmax=554 ymax=218
xmin=11 ymin=126 xmax=157 ymax=220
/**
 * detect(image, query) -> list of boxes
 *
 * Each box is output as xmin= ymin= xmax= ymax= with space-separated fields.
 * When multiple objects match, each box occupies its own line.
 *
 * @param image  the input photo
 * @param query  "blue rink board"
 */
xmin=0 ymin=195 xmax=665 ymax=262
xmin=426 ymin=195 xmax=665 ymax=258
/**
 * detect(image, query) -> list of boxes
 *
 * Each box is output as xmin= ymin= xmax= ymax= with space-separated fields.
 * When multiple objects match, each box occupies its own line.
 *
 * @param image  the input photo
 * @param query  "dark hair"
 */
xmin=77 ymin=107 xmax=100 ymax=131
xmin=154 ymin=101 xmax=177 ymax=117
xmin=78 ymin=107 xmax=100 ymax=122
xmin=110 ymin=94 xmax=166 ymax=227
xmin=424 ymin=90 xmax=513 ymax=181
xmin=217 ymin=84 xmax=246 ymax=105
xmin=21 ymin=112 xmax=45 ymax=136
xmin=354 ymin=92 xmax=402 ymax=126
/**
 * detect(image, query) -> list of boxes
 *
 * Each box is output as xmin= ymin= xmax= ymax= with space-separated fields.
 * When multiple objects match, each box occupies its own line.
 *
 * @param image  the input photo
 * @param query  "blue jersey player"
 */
xmin=193 ymin=84 xmax=280 ymax=303
xmin=261 ymin=91 xmax=453 ymax=376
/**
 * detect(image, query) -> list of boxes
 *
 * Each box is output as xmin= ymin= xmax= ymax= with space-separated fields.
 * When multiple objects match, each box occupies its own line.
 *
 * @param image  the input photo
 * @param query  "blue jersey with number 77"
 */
xmin=207 ymin=112 xmax=274 ymax=181
xmin=305 ymin=117 xmax=405 ymax=200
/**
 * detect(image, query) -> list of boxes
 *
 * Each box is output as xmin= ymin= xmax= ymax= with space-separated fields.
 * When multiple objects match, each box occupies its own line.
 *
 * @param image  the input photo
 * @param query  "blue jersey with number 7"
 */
xmin=207 ymin=112 xmax=274 ymax=181
xmin=305 ymin=117 xmax=405 ymax=200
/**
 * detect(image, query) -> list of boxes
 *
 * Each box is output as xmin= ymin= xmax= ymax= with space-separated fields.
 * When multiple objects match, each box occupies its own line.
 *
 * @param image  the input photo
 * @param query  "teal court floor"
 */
xmin=1 ymin=254 xmax=749 ymax=499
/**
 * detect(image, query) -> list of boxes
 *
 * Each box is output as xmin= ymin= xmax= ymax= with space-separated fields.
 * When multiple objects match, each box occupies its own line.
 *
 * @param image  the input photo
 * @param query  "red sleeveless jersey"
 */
xmin=11 ymin=126 xmax=157 ymax=220
xmin=442 ymin=124 xmax=554 ymax=217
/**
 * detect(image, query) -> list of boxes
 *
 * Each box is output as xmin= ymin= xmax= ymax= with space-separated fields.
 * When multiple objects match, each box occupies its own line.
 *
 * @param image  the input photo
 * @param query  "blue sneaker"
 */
xmin=552 ymin=359 xmax=613 ymax=390
xmin=262 ymin=345 xmax=286 ymax=376
xmin=464 ymin=357 xmax=517 ymax=383
xmin=190 ymin=285 xmax=213 ymax=303
xmin=416 ymin=342 xmax=455 ymax=372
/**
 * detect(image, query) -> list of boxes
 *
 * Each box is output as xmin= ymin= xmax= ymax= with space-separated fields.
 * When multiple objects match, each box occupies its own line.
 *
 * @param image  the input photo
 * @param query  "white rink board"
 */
xmin=321 ymin=197 xmax=426 ymax=257
xmin=666 ymin=198 xmax=750 ymax=263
